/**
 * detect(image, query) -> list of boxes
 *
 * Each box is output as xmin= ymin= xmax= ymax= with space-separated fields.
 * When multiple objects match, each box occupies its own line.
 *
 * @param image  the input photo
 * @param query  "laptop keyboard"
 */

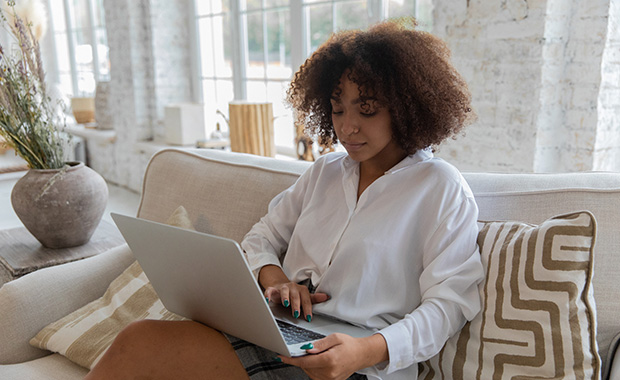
xmin=276 ymin=319 xmax=326 ymax=344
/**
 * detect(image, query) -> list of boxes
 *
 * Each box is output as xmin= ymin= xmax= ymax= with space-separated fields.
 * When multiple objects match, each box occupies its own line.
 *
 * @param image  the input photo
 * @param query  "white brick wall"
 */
xmin=92 ymin=0 xmax=194 ymax=191
xmin=593 ymin=0 xmax=620 ymax=171
xmin=434 ymin=0 xmax=616 ymax=173
xmin=85 ymin=0 xmax=618 ymax=191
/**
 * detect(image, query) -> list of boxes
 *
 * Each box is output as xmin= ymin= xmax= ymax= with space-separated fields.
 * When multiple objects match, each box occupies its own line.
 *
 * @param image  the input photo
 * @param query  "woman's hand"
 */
xmin=259 ymin=265 xmax=329 ymax=320
xmin=279 ymin=333 xmax=389 ymax=380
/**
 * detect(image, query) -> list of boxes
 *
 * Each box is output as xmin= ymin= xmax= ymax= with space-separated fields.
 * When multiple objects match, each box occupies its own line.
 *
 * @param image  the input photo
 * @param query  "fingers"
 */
xmin=279 ymin=286 xmax=291 ymax=308
xmin=310 ymin=292 xmax=329 ymax=304
xmin=264 ymin=283 xmax=318 ymax=320
xmin=263 ymin=287 xmax=281 ymax=304
xmin=279 ymin=334 xmax=346 ymax=368
xmin=304 ymin=333 xmax=342 ymax=355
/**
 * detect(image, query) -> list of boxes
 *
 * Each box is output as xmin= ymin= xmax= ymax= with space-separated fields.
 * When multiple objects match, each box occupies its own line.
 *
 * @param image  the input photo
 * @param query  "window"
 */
xmin=194 ymin=0 xmax=432 ymax=155
xmin=48 ymin=0 xmax=110 ymax=97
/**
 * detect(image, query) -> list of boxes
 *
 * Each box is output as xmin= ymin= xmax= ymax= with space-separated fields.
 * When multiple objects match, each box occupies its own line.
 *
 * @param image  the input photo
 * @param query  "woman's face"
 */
xmin=330 ymin=73 xmax=405 ymax=171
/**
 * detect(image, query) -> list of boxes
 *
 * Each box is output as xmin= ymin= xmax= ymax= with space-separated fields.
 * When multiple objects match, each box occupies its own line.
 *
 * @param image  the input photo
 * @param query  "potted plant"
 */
xmin=0 ymin=1 xmax=108 ymax=248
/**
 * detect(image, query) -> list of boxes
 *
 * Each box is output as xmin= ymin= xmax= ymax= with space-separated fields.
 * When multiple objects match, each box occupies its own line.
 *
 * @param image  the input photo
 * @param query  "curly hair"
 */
xmin=286 ymin=18 xmax=475 ymax=154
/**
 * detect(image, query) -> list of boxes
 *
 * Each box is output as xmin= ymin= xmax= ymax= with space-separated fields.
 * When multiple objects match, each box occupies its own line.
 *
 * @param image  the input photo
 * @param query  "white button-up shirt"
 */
xmin=241 ymin=150 xmax=484 ymax=380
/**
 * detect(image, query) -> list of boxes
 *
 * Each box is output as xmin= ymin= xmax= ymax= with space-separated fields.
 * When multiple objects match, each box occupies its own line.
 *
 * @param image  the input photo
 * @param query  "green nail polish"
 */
xmin=300 ymin=343 xmax=314 ymax=350
xmin=273 ymin=356 xmax=282 ymax=362
xmin=306 ymin=315 xmax=312 ymax=322
xmin=265 ymin=297 xmax=269 ymax=303
xmin=283 ymin=299 xmax=290 ymax=307
xmin=294 ymin=310 xmax=300 ymax=318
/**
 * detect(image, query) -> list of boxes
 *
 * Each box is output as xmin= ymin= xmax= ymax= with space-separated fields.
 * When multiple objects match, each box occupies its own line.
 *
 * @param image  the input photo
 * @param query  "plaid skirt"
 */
xmin=224 ymin=333 xmax=368 ymax=380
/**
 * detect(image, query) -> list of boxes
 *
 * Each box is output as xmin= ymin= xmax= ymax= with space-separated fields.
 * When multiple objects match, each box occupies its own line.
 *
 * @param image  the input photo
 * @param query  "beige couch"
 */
xmin=1 ymin=148 xmax=620 ymax=379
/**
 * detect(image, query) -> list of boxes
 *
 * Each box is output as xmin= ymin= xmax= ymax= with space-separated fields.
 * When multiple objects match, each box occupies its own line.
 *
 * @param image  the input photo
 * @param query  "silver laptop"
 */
xmin=110 ymin=213 xmax=372 ymax=357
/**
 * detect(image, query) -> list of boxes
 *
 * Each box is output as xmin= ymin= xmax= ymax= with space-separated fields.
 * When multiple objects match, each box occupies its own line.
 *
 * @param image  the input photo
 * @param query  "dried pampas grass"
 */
xmin=1 ymin=0 xmax=48 ymax=40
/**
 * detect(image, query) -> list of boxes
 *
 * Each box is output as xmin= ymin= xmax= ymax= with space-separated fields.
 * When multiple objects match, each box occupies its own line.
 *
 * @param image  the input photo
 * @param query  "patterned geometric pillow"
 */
xmin=29 ymin=206 xmax=192 ymax=369
xmin=419 ymin=211 xmax=601 ymax=379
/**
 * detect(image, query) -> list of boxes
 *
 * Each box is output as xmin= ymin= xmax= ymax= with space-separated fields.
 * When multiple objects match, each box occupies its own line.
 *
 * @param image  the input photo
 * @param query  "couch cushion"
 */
xmin=419 ymin=211 xmax=600 ymax=379
xmin=0 ymin=244 xmax=135 ymax=365
xmin=29 ymin=207 xmax=192 ymax=369
xmin=464 ymin=172 xmax=620 ymax=365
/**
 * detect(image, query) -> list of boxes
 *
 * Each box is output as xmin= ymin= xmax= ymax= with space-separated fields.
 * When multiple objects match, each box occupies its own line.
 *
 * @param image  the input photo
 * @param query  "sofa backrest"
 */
xmin=138 ymin=148 xmax=620 ymax=371
xmin=138 ymin=149 xmax=310 ymax=243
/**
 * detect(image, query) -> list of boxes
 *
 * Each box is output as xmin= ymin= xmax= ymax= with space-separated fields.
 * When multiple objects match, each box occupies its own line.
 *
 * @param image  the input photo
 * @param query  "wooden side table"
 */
xmin=0 ymin=220 xmax=126 ymax=287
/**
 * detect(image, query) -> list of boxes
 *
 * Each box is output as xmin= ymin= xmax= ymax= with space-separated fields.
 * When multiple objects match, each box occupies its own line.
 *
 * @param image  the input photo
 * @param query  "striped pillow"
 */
xmin=29 ymin=207 xmax=192 ymax=369
xmin=419 ymin=211 xmax=601 ymax=379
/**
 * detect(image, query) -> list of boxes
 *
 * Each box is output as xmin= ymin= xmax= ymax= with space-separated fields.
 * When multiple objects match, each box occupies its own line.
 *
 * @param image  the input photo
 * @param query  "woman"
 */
xmin=85 ymin=19 xmax=484 ymax=380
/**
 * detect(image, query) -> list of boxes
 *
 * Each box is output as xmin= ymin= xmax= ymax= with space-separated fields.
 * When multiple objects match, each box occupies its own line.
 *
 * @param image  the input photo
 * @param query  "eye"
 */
xmin=360 ymin=111 xmax=376 ymax=117
xmin=331 ymin=109 xmax=343 ymax=115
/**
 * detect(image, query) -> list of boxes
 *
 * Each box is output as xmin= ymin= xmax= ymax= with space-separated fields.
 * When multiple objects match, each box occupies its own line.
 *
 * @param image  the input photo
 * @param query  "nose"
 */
xmin=339 ymin=112 xmax=359 ymax=136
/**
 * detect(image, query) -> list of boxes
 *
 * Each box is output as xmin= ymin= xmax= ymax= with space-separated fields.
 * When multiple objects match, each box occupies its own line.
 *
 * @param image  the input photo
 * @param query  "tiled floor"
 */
xmin=0 ymin=166 xmax=141 ymax=231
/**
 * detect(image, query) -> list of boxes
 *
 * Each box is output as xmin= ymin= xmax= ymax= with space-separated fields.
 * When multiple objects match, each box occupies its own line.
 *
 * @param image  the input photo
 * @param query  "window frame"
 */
xmin=46 ymin=0 xmax=109 ymax=97
xmin=193 ymin=0 xmax=426 ymax=154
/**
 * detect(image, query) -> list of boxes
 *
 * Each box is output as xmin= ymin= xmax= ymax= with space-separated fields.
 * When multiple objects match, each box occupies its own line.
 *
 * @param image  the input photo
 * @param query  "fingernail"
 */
xmin=294 ymin=310 xmax=300 ymax=318
xmin=273 ymin=356 xmax=282 ymax=362
xmin=306 ymin=315 xmax=312 ymax=322
xmin=300 ymin=343 xmax=314 ymax=350
xmin=283 ymin=299 xmax=290 ymax=307
xmin=265 ymin=297 xmax=269 ymax=303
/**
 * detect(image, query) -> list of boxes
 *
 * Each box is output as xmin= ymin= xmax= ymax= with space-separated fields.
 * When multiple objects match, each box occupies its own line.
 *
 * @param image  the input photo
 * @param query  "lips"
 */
xmin=342 ymin=141 xmax=366 ymax=152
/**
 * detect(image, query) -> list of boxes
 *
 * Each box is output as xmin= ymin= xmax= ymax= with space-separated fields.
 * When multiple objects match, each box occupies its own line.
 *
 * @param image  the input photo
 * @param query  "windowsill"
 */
xmin=65 ymin=123 xmax=117 ymax=143
xmin=133 ymin=140 xmax=200 ymax=157
xmin=65 ymin=125 xmax=300 ymax=162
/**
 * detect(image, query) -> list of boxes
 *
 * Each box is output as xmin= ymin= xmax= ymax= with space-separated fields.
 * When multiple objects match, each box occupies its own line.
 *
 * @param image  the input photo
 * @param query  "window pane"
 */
xmin=217 ymin=14 xmax=233 ymax=77
xmin=415 ymin=0 xmax=433 ymax=31
xmin=196 ymin=0 xmax=228 ymax=16
xmin=266 ymin=10 xmax=291 ymax=79
xmin=70 ymin=0 xmax=89 ymax=31
xmin=387 ymin=0 xmax=414 ymax=19
xmin=307 ymin=4 xmax=333 ymax=53
xmin=94 ymin=0 xmax=106 ymax=26
xmin=96 ymin=28 xmax=110 ymax=79
xmin=335 ymin=1 xmax=368 ymax=31
xmin=244 ymin=0 xmax=262 ymax=12
xmin=215 ymin=80 xmax=234 ymax=114
xmin=196 ymin=0 xmax=211 ymax=15
xmin=267 ymin=80 xmax=288 ymax=113
xmin=203 ymin=79 xmax=234 ymax=113
xmin=77 ymin=70 xmax=96 ymax=95
xmin=246 ymin=80 xmax=267 ymax=101
xmin=245 ymin=13 xmax=265 ymax=79
xmin=202 ymin=79 xmax=218 ymax=108
xmin=50 ymin=0 xmax=67 ymax=32
xmin=55 ymin=33 xmax=71 ymax=73
xmin=274 ymin=112 xmax=294 ymax=149
xmin=59 ymin=73 xmax=74 ymax=97
xmin=75 ymin=39 xmax=93 ymax=70
xmin=265 ymin=0 xmax=288 ymax=8
xmin=199 ymin=14 xmax=232 ymax=78
xmin=198 ymin=17 xmax=216 ymax=77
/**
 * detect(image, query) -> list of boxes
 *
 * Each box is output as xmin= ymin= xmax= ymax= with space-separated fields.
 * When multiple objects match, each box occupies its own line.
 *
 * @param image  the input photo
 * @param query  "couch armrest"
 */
xmin=0 ymin=244 xmax=134 ymax=364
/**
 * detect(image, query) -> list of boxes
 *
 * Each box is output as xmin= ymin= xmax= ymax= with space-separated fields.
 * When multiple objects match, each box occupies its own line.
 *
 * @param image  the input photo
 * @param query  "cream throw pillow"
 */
xmin=419 ymin=211 xmax=601 ymax=379
xmin=29 ymin=207 xmax=193 ymax=369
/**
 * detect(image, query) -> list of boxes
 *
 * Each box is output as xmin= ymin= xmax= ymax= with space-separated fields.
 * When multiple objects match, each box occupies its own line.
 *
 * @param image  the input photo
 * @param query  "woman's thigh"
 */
xmin=85 ymin=319 xmax=248 ymax=380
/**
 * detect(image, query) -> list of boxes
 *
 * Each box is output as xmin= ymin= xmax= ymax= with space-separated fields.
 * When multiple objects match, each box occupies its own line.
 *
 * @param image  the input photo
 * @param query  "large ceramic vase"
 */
xmin=10 ymin=162 xmax=108 ymax=249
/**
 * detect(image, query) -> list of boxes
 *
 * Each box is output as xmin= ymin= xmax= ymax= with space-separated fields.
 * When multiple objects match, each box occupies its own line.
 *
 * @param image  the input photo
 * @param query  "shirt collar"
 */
xmin=341 ymin=147 xmax=434 ymax=175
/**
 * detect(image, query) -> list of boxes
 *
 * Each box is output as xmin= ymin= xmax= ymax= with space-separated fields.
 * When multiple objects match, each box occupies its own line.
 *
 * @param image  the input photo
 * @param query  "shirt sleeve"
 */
xmin=377 ymin=193 xmax=484 ymax=374
xmin=240 ymin=163 xmax=315 ymax=279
